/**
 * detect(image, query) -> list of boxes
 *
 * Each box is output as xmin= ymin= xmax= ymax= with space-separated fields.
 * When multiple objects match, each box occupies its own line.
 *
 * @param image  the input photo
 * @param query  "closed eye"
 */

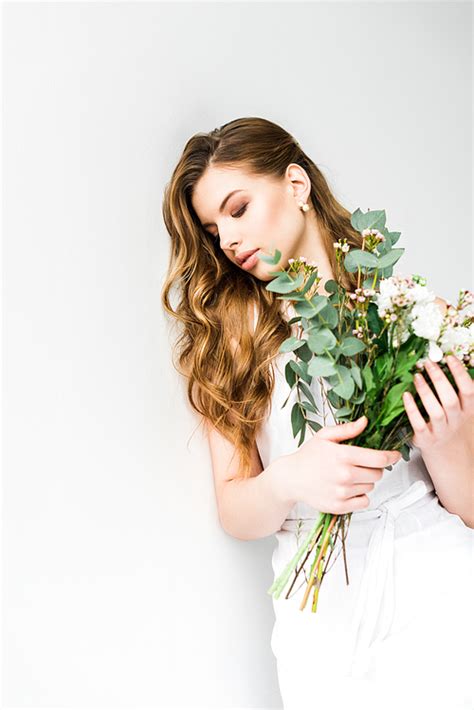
xmin=207 ymin=203 xmax=248 ymax=240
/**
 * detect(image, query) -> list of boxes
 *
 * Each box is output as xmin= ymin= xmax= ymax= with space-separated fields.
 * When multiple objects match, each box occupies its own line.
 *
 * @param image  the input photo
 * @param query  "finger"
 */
xmin=402 ymin=390 xmax=431 ymax=446
xmin=422 ymin=358 xmax=462 ymax=427
xmin=344 ymin=494 xmax=370 ymax=512
xmin=341 ymin=445 xmax=400 ymax=469
xmin=412 ymin=371 xmax=446 ymax=436
xmin=339 ymin=482 xmax=375 ymax=499
xmin=446 ymin=354 xmax=474 ymax=413
xmin=349 ymin=465 xmax=384 ymax=483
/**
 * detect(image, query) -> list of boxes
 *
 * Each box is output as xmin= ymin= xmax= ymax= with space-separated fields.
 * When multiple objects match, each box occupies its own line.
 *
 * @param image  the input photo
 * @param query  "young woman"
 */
xmin=161 ymin=117 xmax=473 ymax=709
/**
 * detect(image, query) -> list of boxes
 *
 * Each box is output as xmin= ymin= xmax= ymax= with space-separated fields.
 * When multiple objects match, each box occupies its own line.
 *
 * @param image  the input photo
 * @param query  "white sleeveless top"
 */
xmin=253 ymin=302 xmax=448 ymax=681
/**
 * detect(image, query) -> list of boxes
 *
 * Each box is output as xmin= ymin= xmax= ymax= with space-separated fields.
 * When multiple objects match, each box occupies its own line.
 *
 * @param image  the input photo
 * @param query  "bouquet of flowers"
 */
xmin=260 ymin=207 xmax=474 ymax=614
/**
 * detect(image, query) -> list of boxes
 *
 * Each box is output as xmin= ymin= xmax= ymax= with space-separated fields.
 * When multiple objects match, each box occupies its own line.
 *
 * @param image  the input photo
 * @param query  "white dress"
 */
xmin=255 ymin=304 xmax=474 ymax=710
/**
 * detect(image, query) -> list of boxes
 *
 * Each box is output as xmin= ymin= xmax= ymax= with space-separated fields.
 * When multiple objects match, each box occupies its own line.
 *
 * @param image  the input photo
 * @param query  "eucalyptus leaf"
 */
xmin=323 ymin=279 xmax=339 ymax=294
xmin=297 ymin=380 xmax=319 ymax=410
xmin=307 ymin=327 xmax=338 ymax=354
xmin=289 ymin=358 xmax=312 ymax=385
xmin=284 ymin=360 xmax=297 ymax=388
xmin=279 ymin=336 xmax=305 ymax=353
xmin=332 ymin=376 xmax=355 ymax=399
xmin=295 ymin=341 xmax=313 ymax=363
xmin=298 ymin=268 xmax=321 ymax=297
xmin=266 ymin=272 xmax=304 ymax=293
xmin=301 ymin=400 xmax=319 ymax=415
xmin=308 ymin=356 xmax=337 ymax=377
xmin=351 ymin=390 xmax=366 ymax=404
xmin=314 ymin=302 xmax=339 ymax=329
xmin=291 ymin=401 xmax=305 ymax=438
xmin=350 ymin=362 xmax=363 ymax=388
xmin=376 ymin=248 xmax=404 ymax=269
xmin=295 ymin=295 xmax=328 ymax=318
xmin=345 ymin=249 xmax=379 ymax=270
xmin=257 ymin=249 xmax=281 ymax=265
xmin=335 ymin=405 xmax=353 ymax=417
xmin=340 ymin=336 xmax=366 ymax=356
xmin=350 ymin=208 xmax=386 ymax=233
xmin=307 ymin=419 xmax=323 ymax=433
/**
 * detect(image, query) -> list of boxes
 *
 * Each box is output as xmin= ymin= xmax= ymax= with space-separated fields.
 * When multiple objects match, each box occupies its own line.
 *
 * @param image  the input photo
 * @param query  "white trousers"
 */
xmin=270 ymin=484 xmax=474 ymax=710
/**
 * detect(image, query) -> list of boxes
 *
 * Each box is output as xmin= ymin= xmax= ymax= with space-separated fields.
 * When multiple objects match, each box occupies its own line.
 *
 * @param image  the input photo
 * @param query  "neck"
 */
xmin=295 ymin=212 xmax=335 ymax=295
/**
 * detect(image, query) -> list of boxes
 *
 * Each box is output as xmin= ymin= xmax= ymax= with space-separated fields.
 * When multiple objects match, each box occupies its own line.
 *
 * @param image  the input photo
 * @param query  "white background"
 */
xmin=2 ymin=1 xmax=472 ymax=708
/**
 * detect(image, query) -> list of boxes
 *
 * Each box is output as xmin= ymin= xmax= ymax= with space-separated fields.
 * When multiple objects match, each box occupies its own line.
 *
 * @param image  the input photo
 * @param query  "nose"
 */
xmin=220 ymin=232 xmax=241 ymax=251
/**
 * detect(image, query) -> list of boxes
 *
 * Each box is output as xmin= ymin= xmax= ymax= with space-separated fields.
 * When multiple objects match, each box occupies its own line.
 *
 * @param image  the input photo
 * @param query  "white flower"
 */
xmin=342 ymin=244 xmax=350 ymax=252
xmin=439 ymin=324 xmax=473 ymax=360
xmin=428 ymin=341 xmax=444 ymax=362
xmin=410 ymin=283 xmax=434 ymax=305
xmin=411 ymin=301 xmax=444 ymax=341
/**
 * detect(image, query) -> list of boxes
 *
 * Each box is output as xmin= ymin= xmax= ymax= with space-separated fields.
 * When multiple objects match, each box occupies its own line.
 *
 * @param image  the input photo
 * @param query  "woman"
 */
xmin=161 ymin=116 xmax=473 ymax=709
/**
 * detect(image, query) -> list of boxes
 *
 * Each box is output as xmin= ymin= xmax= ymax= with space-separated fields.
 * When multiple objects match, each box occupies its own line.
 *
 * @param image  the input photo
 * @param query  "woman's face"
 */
xmin=191 ymin=163 xmax=314 ymax=282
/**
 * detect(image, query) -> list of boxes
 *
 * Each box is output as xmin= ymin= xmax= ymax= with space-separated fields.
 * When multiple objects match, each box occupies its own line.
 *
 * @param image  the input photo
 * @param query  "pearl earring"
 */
xmin=298 ymin=200 xmax=310 ymax=212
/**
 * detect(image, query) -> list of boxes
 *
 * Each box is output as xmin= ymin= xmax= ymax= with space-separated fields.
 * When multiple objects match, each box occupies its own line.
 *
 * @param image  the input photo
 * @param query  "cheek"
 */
xmin=251 ymin=196 xmax=302 ymax=280
xmin=256 ymin=192 xmax=301 ymax=246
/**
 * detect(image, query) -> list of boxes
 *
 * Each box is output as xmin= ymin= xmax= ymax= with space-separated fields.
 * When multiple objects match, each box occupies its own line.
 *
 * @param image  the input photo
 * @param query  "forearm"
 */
xmin=219 ymin=455 xmax=296 ymax=541
xmin=422 ymin=424 xmax=474 ymax=528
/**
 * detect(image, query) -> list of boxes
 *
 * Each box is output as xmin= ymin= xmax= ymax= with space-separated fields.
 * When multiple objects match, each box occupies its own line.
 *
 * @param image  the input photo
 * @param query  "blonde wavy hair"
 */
xmin=161 ymin=116 xmax=364 ymax=478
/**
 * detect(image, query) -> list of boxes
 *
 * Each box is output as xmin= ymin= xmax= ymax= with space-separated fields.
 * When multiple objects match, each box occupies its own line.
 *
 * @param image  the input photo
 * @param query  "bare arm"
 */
xmin=205 ymin=419 xmax=296 ymax=541
xmin=219 ymin=457 xmax=295 ymax=541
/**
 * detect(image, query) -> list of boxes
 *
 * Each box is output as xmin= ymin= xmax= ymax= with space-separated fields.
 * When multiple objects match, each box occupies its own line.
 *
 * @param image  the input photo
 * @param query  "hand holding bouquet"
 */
xmin=259 ymin=207 xmax=474 ymax=613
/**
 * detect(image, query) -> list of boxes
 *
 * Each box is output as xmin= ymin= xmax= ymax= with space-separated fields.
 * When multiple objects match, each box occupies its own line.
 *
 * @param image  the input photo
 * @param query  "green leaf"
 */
xmin=335 ymin=404 xmax=353 ymax=417
xmin=326 ymin=387 xmax=342 ymax=409
xmin=350 ymin=362 xmax=363 ymax=388
xmin=295 ymin=294 xmax=328 ymax=319
xmin=297 ymin=419 xmax=307 ymax=446
xmin=344 ymin=249 xmax=379 ymax=272
xmin=323 ymin=279 xmax=339 ymax=294
xmin=307 ymin=327 xmax=338 ymax=354
xmin=289 ymin=358 xmax=312 ymax=385
xmin=266 ymin=272 xmax=305 ymax=294
xmin=301 ymin=400 xmax=318 ymax=415
xmin=284 ymin=360 xmax=297 ymax=388
xmin=379 ymin=382 xmax=409 ymax=426
xmin=279 ymin=336 xmax=305 ymax=353
xmin=376 ymin=248 xmax=404 ymax=269
xmin=291 ymin=402 xmax=305 ymax=438
xmin=332 ymin=375 xmax=355 ymax=399
xmin=297 ymin=380 xmax=319 ymax=410
xmin=340 ymin=336 xmax=366 ymax=356
xmin=367 ymin=301 xmax=383 ymax=334
xmin=307 ymin=419 xmax=323 ymax=434
xmin=294 ymin=341 xmax=313 ymax=363
xmin=362 ymin=363 xmax=375 ymax=391
xmin=308 ymin=356 xmax=337 ymax=377
xmin=350 ymin=208 xmax=387 ymax=233
xmin=374 ymin=353 xmax=393 ymax=380
xmin=257 ymin=248 xmax=281 ymax=265
xmin=315 ymin=302 xmax=339 ymax=329
xmin=298 ymin=269 xmax=321 ymax=297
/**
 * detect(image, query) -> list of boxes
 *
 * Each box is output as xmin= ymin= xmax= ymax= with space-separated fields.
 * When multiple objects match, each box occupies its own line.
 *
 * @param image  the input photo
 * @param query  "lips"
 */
xmin=236 ymin=248 xmax=259 ymax=266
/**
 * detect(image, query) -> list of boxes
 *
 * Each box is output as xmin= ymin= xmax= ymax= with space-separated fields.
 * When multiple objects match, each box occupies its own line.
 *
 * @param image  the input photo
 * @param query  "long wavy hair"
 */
xmin=161 ymin=117 xmax=364 ymax=478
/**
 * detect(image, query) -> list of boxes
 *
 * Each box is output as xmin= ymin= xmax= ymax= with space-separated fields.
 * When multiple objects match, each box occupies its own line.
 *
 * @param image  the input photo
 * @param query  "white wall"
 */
xmin=2 ymin=1 xmax=471 ymax=708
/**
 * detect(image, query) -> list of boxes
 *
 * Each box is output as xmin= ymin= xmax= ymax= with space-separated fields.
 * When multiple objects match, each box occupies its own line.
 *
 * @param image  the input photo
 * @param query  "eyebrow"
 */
xmin=201 ymin=189 xmax=244 ymax=229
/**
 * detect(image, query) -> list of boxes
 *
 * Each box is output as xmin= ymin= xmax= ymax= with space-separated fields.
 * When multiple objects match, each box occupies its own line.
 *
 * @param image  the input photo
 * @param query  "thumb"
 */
xmin=318 ymin=415 xmax=368 ymax=442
